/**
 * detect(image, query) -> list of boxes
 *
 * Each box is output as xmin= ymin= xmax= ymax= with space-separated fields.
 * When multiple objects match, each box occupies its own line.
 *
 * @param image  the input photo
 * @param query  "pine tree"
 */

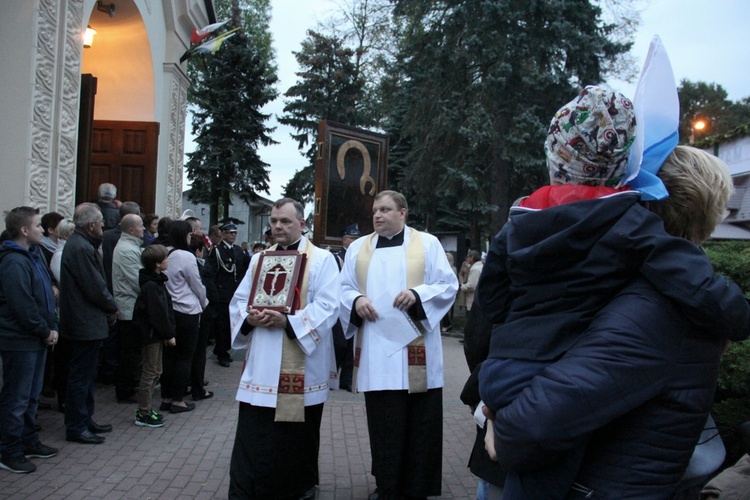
xmin=678 ymin=80 xmax=750 ymax=144
xmin=279 ymin=30 xmax=370 ymax=207
xmin=279 ymin=0 xmax=395 ymax=207
xmin=384 ymin=0 xmax=632 ymax=243
xmin=185 ymin=0 xmax=278 ymax=224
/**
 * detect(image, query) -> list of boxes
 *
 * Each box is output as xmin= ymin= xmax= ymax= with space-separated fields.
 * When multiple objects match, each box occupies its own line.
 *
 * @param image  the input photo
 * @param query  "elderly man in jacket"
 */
xmin=112 ymin=214 xmax=144 ymax=403
xmin=60 ymin=203 xmax=119 ymax=444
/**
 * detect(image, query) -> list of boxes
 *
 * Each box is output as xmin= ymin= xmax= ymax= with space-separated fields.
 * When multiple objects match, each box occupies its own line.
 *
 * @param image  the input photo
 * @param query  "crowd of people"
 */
xmin=1 ymin=81 xmax=748 ymax=500
xmin=0 ymin=182 xmax=265 ymax=472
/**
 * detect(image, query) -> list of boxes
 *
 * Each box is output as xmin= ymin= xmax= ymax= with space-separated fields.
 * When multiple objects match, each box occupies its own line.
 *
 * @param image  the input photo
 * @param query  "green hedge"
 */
xmin=704 ymin=240 xmax=750 ymax=294
xmin=704 ymin=240 xmax=750 ymax=466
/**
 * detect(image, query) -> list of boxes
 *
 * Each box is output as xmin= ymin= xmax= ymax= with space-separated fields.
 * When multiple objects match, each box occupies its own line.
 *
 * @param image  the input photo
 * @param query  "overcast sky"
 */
xmin=185 ymin=0 xmax=750 ymax=201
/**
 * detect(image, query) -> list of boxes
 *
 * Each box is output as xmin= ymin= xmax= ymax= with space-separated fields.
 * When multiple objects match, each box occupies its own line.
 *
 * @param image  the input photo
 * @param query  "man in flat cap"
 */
xmin=207 ymin=221 xmax=249 ymax=367
xmin=335 ymin=223 xmax=360 ymax=265
xmin=333 ymin=223 xmax=360 ymax=391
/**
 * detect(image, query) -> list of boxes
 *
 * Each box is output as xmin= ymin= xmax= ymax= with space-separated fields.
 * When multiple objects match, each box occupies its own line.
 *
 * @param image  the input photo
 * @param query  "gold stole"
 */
xmin=352 ymin=227 xmax=428 ymax=394
xmin=251 ymin=243 xmax=315 ymax=422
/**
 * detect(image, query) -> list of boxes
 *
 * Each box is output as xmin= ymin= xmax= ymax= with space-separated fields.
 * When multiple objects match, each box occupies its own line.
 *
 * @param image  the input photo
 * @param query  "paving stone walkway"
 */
xmin=0 ymin=334 xmax=478 ymax=499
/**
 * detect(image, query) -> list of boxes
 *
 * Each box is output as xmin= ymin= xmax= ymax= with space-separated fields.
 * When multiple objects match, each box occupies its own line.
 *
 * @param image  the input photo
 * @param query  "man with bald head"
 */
xmin=99 ymin=201 xmax=140 ymax=386
xmin=112 ymin=214 xmax=145 ymax=403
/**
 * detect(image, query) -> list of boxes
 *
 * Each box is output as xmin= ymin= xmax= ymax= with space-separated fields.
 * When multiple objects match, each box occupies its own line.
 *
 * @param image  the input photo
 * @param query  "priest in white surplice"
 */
xmin=227 ymin=198 xmax=340 ymax=500
xmin=340 ymin=190 xmax=459 ymax=499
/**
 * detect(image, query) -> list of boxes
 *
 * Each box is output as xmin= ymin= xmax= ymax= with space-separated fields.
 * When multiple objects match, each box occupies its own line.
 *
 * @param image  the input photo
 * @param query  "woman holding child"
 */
xmin=477 ymin=84 xmax=750 ymax=498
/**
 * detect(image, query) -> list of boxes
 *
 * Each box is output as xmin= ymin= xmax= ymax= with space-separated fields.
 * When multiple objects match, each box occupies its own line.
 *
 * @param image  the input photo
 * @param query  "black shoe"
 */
xmin=192 ymin=390 xmax=214 ymax=401
xmin=159 ymin=401 xmax=172 ymax=412
xmin=169 ymin=402 xmax=195 ymax=414
xmin=66 ymin=429 xmax=105 ymax=444
xmin=24 ymin=442 xmax=59 ymax=459
xmin=367 ymin=488 xmax=401 ymax=500
xmin=340 ymin=385 xmax=352 ymax=393
xmin=299 ymin=487 xmax=316 ymax=499
xmin=0 ymin=455 xmax=36 ymax=473
xmin=218 ymin=359 xmax=230 ymax=367
xmin=87 ymin=422 xmax=113 ymax=434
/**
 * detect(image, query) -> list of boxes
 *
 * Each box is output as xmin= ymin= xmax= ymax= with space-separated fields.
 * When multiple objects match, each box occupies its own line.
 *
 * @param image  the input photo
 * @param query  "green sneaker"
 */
xmin=135 ymin=409 xmax=165 ymax=428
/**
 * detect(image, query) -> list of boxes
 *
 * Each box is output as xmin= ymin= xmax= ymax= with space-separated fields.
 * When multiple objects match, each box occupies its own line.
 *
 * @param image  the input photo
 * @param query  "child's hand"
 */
xmin=164 ymin=338 xmax=176 ymax=347
xmin=484 ymin=418 xmax=498 ymax=461
xmin=482 ymin=405 xmax=496 ymax=421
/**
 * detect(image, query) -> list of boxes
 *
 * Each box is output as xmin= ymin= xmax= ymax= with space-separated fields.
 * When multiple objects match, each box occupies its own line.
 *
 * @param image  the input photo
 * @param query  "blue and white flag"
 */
xmin=623 ymin=35 xmax=679 ymax=200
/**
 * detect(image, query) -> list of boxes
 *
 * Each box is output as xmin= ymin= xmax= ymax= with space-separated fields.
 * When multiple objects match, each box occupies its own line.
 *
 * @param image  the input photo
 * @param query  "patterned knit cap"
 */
xmin=544 ymin=86 xmax=636 ymax=187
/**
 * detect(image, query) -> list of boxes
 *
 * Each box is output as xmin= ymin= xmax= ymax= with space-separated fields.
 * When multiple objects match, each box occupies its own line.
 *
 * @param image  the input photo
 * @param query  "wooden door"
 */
xmin=89 ymin=120 xmax=159 ymax=213
xmin=76 ymin=74 xmax=97 ymax=207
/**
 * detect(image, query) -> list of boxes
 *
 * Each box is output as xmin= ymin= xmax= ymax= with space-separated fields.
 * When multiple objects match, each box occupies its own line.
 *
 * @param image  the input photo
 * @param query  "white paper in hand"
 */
xmin=367 ymin=291 xmax=420 ymax=357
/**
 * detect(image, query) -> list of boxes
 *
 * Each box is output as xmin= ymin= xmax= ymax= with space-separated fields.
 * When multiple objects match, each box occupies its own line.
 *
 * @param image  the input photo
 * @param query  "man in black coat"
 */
xmin=95 ymin=183 xmax=120 ymax=231
xmin=207 ymin=222 xmax=248 ymax=367
xmin=59 ymin=203 xmax=119 ymax=445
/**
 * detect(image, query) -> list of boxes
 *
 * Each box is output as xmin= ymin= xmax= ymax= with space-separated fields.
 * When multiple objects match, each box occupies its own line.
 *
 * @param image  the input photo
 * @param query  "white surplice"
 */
xmin=229 ymin=237 xmax=340 ymax=408
xmin=339 ymin=227 xmax=459 ymax=391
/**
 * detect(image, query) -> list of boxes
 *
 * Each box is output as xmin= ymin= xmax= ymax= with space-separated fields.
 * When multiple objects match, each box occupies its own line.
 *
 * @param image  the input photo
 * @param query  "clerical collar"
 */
xmin=376 ymin=228 xmax=405 ymax=248
xmin=279 ymin=238 xmax=302 ymax=251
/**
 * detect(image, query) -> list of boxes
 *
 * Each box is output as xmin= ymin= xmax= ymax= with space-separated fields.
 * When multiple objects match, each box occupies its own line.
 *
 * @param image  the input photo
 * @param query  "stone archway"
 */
xmin=79 ymin=0 xmax=159 ymax=212
xmin=22 ymin=0 xmax=205 ymax=217
xmin=27 ymin=0 xmax=86 ymax=218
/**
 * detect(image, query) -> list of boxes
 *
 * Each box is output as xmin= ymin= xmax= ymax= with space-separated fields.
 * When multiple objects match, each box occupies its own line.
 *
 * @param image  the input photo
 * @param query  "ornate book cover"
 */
xmin=248 ymin=251 xmax=308 ymax=313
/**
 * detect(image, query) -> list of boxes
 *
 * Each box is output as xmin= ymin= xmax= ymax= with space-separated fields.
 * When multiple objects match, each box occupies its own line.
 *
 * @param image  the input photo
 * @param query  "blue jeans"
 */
xmin=64 ymin=339 xmax=100 ymax=435
xmin=0 ymin=349 xmax=47 ymax=458
xmin=477 ymin=479 xmax=503 ymax=500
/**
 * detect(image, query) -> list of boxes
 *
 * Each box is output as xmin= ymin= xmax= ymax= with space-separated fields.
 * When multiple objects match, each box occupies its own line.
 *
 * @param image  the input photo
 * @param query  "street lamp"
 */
xmin=690 ymin=119 xmax=707 ymax=144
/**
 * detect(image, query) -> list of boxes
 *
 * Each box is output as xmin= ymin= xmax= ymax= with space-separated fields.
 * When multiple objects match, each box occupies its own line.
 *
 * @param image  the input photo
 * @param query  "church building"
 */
xmin=0 ymin=0 xmax=215 ymax=218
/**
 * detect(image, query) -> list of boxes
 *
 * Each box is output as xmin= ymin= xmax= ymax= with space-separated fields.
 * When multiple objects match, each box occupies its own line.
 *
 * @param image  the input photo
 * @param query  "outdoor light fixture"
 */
xmin=97 ymin=1 xmax=116 ymax=17
xmin=83 ymin=25 xmax=96 ymax=48
xmin=690 ymin=118 xmax=708 ymax=144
